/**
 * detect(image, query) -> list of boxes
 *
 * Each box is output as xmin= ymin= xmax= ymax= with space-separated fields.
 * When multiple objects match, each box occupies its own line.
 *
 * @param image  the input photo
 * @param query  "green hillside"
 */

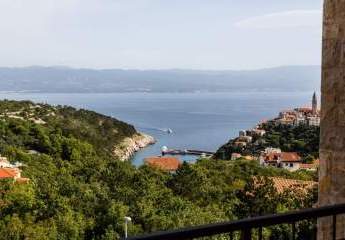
xmin=215 ymin=121 xmax=320 ymax=162
xmin=0 ymin=100 xmax=316 ymax=239
xmin=0 ymin=100 xmax=136 ymax=158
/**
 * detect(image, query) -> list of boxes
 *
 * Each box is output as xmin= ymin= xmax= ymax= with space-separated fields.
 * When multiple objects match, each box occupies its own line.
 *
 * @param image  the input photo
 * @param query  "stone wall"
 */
xmin=319 ymin=0 xmax=345 ymax=239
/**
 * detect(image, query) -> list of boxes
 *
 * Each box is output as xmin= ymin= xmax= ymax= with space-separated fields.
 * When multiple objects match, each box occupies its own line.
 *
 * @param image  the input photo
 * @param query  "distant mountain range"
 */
xmin=0 ymin=65 xmax=320 ymax=93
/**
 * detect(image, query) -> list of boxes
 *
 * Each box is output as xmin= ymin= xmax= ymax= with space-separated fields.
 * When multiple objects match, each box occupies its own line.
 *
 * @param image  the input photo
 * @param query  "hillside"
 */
xmin=0 ymin=65 xmax=320 ymax=93
xmin=0 ymin=100 xmax=317 ymax=239
xmin=0 ymin=100 xmax=141 ymax=159
xmin=215 ymin=121 xmax=320 ymax=162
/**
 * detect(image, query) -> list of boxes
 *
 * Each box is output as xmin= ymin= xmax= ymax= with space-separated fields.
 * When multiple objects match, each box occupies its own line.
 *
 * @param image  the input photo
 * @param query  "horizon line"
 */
xmin=0 ymin=64 xmax=321 ymax=72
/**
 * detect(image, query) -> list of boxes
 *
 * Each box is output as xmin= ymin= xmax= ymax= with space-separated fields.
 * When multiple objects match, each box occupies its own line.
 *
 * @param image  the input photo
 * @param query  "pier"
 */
xmin=161 ymin=147 xmax=215 ymax=157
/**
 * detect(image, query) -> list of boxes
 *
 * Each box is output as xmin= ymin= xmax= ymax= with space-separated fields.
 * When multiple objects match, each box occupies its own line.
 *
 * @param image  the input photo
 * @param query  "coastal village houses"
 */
xmin=259 ymin=150 xmax=302 ymax=171
xmin=276 ymin=92 xmax=320 ymax=127
xmin=231 ymin=92 xmax=320 ymax=172
xmin=259 ymin=147 xmax=319 ymax=172
xmin=233 ymin=127 xmax=266 ymax=148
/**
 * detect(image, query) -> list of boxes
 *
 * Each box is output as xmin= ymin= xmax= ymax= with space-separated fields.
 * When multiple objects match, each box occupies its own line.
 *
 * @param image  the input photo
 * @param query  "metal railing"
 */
xmin=126 ymin=203 xmax=345 ymax=240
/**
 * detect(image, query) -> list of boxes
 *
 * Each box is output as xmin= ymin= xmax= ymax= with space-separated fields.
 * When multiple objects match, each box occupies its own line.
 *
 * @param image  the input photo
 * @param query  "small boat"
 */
xmin=167 ymin=128 xmax=173 ymax=134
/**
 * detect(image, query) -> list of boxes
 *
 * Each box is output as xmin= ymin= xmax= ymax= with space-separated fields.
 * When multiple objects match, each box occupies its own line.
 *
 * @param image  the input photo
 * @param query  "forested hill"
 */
xmin=0 ymin=100 xmax=317 ymax=239
xmin=0 ymin=100 xmax=137 ymax=159
xmin=0 ymin=65 xmax=320 ymax=93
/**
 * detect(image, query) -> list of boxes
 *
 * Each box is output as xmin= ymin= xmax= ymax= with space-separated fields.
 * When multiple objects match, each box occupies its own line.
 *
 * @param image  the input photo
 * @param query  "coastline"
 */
xmin=113 ymin=132 xmax=156 ymax=161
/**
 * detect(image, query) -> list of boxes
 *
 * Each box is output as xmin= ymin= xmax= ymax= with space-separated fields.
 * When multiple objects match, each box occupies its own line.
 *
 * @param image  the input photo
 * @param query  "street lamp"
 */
xmin=124 ymin=216 xmax=132 ymax=239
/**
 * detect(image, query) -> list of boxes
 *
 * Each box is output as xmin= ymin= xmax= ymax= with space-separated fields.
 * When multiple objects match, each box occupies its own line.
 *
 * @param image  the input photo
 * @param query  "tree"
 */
xmin=234 ymin=177 xmax=280 ymax=219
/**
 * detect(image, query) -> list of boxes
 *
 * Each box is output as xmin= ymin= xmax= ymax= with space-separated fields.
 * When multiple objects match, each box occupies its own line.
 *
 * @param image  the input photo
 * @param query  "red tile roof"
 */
xmin=296 ymin=108 xmax=313 ymax=113
xmin=280 ymin=152 xmax=301 ymax=162
xmin=0 ymin=168 xmax=18 ymax=179
xmin=269 ymin=177 xmax=317 ymax=194
xmin=264 ymin=152 xmax=301 ymax=163
xmin=145 ymin=157 xmax=181 ymax=171
xmin=265 ymin=153 xmax=280 ymax=161
xmin=300 ymin=159 xmax=319 ymax=170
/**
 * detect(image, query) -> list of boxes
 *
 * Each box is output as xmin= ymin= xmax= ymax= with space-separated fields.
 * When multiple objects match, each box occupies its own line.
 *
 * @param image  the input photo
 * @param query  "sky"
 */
xmin=0 ymin=0 xmax=323 ymax=70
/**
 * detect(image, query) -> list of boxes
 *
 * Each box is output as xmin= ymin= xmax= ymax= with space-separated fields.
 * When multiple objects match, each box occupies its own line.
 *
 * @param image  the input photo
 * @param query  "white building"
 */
xmin=260 ymin=151 xmax=302 ymax=172
xmin=0 ymin=156 xmax=24 ymax=169
xmin=308 ymin=116 xmax=321 ymax=126
xmin=239 ymin=130 xmax=246 ymax=137
xmin=238 ymin=136 xmax=253 ymax=143
xmin=264 ymin=147 xmax=282 ymax=154
xmin=231 ymin=153 xmax=242 ymax=160
xmin=0 ymin=157 xmax=12 ymax=168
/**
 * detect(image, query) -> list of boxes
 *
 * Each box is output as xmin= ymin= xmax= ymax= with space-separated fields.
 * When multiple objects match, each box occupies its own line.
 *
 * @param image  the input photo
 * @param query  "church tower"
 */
xmin=312 ymin=92 xmax=317 ymax=115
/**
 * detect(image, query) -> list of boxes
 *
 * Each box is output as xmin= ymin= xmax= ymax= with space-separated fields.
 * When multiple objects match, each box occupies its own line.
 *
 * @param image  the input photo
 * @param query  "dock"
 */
xmin=162 ymin=148 xmax=215 ymax=157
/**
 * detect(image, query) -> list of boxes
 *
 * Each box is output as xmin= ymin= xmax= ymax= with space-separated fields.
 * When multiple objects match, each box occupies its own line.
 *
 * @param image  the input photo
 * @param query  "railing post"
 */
xmin=229 ymin=231 xmax=234 ymax=240
xmin=241 ymin=228 xmax=251 ymax=240
xmin=291 ymin=222 xmax=296 ymax=240
xmin=258 ymin=227 xmax=263 ymax=240
xmin=333 ymin=215 xmax=337 ymax=240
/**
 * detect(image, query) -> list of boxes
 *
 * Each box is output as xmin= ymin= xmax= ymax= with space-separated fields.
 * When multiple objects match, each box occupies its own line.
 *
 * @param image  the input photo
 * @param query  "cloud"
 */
xmin=234 ymin=10 xmax=322 ymax=29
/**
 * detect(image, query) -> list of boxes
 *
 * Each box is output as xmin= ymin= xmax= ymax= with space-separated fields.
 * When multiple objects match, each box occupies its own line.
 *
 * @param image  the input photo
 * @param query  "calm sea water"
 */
xmin=0 ymin=92 xmax=313 ymax=165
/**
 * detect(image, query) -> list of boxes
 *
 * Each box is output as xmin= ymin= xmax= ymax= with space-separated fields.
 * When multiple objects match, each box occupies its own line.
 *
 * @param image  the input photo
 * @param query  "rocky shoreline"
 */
xmin=113 ymin=133 xmax=156 ymax=161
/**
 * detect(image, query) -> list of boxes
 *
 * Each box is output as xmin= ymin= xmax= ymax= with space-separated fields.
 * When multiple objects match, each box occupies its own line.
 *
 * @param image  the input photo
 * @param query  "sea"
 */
xmin=0 ymin=92 xmax=313 ymax=166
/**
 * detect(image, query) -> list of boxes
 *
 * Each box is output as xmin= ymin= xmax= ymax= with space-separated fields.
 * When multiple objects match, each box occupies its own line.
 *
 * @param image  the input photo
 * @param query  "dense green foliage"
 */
xmin=0 ymin=100 xmax=136 ymax=159
xmin=215 ymin=121 xmax=320 ymax=162
xmin=0 ymin=101 xmax=317 ymax=239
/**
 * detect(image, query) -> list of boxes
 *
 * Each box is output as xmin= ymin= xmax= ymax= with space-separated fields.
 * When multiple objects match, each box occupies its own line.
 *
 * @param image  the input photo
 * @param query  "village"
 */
xmin=144 ymin=92 xmax=320 ymax=174
xmin=230 ymin=92 xmax=320 ymax=172
xmin=0 ymin=93 xmax=320 ymax=193
xmin=0 ymin=95 xmax=318 ymax=195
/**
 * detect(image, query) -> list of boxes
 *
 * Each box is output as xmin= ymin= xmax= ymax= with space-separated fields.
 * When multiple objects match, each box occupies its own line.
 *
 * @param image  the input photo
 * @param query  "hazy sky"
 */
xmin=0 ymin=0 xmax=323 ymax=70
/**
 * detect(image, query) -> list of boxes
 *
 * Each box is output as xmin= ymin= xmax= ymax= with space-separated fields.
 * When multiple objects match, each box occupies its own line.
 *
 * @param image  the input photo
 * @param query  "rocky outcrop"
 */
xmin=113 ymin=133 xmax=156 ymax=161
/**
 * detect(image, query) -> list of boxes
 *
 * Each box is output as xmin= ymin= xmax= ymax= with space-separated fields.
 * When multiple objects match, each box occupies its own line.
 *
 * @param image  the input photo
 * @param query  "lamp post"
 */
xmin=161 ymin=146 xmax=168 ymax=156
xmin=124 ymin=216 xmax=132 ymax=239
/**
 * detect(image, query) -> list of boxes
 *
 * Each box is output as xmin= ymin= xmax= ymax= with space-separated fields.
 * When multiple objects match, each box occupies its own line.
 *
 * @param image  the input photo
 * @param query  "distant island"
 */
xmin=0 ymin=65 xmax=320 ymax=93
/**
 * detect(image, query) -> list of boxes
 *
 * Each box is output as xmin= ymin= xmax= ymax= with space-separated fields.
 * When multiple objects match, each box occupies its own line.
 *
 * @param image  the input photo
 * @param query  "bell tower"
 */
xmin=312 ymin=92 xmax=318 ymax=115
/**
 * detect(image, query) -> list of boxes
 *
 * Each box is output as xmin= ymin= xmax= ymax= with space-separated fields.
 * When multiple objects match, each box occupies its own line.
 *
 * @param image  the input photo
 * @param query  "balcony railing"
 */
xmin=126 ymin=203 xmax=345 ymax=240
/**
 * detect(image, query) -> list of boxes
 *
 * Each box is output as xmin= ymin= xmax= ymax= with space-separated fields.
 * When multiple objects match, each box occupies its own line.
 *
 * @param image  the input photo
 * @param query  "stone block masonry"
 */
xmin=319 ymin=0 xmax=345 ymax=239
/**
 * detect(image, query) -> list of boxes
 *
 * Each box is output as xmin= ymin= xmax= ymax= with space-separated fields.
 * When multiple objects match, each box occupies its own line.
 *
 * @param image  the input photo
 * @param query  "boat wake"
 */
xmin=140 ymin=127 xmax=173 ymax=134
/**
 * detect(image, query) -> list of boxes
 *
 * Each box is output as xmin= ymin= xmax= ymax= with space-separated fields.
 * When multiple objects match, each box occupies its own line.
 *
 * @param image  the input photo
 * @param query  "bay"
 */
xmin=0 ymin=92 xmax=313 ymax=165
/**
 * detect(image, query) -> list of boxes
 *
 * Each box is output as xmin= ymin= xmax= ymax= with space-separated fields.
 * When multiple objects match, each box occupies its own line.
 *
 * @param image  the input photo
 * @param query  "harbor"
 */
xmin=161 ymin=146 xmax=215 ymax=157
